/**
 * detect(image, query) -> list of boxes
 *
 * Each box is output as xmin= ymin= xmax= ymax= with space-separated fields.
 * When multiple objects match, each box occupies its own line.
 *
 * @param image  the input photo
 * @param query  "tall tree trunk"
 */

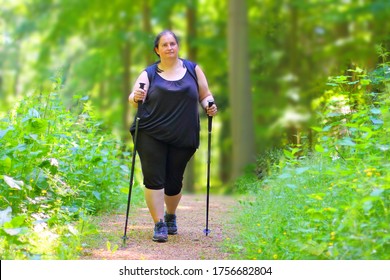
xmin=121 ymin=38 xmax=131 ymax=144
xmin=0 ymin=72 xmax=3 ymax=98
xmin=228 ymin=0 xmax=255 ymax=179
xmin=13 ymin=44 xmax=21 ymax=97
xmin=286 ymin=2 xmax=300 ymax=147
xmin=184 ymin=0 xmax=198 ymax=193
xmin=219 ymin=114 xmax=232 ymax=183
xmin=142 ymin=0 xmax=154 ymax=65
xmin=13 ymin=69 xmax=20 ymax=96
xmin=98 ymin=80 xmax=106 ymax=109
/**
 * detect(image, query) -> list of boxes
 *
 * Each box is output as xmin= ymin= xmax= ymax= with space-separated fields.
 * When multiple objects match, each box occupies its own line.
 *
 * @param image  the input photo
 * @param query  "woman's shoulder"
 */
xmin=181 ymin=58 xmax=197 ymax=69
xmin=145 ymin=61 xmax=160 ymax=71
xmin=143 ymin=61 xmax=160 ymax=83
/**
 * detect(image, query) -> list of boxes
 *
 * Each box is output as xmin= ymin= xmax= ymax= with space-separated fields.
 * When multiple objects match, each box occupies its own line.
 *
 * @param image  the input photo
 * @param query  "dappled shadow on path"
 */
xmin=80 ymin=194 xmax=237 ymax=260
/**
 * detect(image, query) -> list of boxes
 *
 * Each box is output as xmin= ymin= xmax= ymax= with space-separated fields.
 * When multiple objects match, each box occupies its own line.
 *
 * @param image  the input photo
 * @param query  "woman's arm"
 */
xmin=195 ymin=65 xmax=218 ymax=116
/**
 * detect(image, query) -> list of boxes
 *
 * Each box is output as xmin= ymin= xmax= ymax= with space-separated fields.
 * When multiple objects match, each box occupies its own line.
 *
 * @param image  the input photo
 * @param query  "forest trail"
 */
xmin=81 ymin=194 xmax=238 ymax=260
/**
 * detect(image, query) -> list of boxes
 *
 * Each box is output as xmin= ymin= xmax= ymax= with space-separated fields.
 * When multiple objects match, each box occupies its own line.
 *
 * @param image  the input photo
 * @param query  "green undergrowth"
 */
xmin=227 ymin=60 xmax=390 ymax=259
xmin=0 ymin=78 xmax=143 ymax=259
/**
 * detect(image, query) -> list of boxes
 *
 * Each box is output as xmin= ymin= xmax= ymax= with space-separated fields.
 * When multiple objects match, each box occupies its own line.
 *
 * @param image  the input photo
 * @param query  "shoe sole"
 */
xmin=152 ymin=236 xmax=168 ymax=242
xmin=168 ymin=230 xmax=178 ymax=235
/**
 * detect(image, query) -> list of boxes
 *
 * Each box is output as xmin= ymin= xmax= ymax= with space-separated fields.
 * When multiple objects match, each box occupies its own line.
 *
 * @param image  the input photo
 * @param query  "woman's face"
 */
xmin=155 ymin=33 xmax=179 ymax=59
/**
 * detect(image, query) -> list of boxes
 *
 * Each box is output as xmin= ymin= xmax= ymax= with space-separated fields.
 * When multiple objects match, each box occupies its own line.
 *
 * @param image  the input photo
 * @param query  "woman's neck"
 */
xmin=159 ymin=58 xmax=182 ymax=72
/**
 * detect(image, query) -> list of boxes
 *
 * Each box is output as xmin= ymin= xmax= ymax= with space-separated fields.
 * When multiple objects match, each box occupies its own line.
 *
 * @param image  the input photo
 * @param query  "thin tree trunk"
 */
xmin=121 ymin=38 xmax=131 ymax=144
xmin=184 ymin=0 xmax=198 ymax=193
xmin=228 ymin=0 xmax=255 ymax=179
xmin=286 ymin=3 xmax=300 ymax=147
xmin=142 ymin=0 xmax=154 ymax=65
xmin=0 ymin=73 xmax=3 ymax=98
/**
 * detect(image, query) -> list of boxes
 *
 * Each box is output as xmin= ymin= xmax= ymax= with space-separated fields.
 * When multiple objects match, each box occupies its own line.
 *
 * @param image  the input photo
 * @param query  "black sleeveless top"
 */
xmin=130 ymin=61 xmax=200 ymax=148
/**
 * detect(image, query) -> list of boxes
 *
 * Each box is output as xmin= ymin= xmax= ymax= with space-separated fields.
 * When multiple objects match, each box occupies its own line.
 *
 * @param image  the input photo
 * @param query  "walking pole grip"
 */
xmin=138 ymin=82 xmax=145 ymax=105
xmin=208 ymin=101 xmax=214 ymax=132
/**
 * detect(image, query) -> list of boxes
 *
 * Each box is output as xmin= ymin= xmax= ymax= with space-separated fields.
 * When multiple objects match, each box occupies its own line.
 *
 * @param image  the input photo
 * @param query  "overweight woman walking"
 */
xmin=129 ymin=30 xmax=217 ymax=242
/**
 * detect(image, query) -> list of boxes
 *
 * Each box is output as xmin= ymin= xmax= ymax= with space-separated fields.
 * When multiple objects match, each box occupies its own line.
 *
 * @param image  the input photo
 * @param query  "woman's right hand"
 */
xmin=132 ymin=88 xmax=146 ymax=103
xmin=129 ymin=71 xmax=149 ymax=105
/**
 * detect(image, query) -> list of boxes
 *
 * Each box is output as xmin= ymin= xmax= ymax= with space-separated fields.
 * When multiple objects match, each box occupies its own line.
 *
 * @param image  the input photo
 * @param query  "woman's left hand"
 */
xmin=206 ymin=104 xmax=218 ymax=117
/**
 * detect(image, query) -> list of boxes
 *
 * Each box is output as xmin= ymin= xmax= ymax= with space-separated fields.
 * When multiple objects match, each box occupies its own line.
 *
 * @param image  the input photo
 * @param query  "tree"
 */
xmin=142 ymin=0 xmax=154 ymax=66
xmin=228 ymin=0 xmax=256 ymax=179
xmin=183 ymin=0 xmax=198 ymax=192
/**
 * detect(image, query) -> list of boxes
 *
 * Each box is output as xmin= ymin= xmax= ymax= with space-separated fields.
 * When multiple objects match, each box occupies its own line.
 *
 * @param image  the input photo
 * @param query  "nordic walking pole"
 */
xmin=204 ymin=101 xmax=214 ymax=236
xmin=122 ymin=82 xmax=145 ymax=246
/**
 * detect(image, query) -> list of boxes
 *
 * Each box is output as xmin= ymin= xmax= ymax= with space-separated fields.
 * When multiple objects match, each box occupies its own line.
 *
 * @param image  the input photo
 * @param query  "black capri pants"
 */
xmin=135 ymin=131 xmax=196 ymax=196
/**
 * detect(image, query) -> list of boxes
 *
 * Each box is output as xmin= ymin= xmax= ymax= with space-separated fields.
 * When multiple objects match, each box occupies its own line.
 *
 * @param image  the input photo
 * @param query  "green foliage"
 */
xmin=3 ymin=0 xmax=390 ymax=184
xmin=227 ymin=58 xmax=390 ymax=260
xmin=0 ymin=78 xmax=139 ymax=259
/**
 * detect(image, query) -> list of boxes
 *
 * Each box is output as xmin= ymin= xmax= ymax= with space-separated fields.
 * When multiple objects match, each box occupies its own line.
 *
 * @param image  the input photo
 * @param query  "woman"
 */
xmin=129 ymin=30 xmax=217 ymax=242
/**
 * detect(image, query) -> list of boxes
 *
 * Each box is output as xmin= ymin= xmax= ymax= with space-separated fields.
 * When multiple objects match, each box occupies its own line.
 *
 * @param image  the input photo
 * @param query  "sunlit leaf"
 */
xmin=0 ymin=156 xmax=12 ymax=171
xmin=296 ymin=167 xmax=309 ymax=174
xmin=120 ymin=165 xmax=130 ymax=174
xmin=370 ymin=189 xmax=383 ymax=197
xmin=0 ymin=128 xmax=13 ymax=139
xmin=4 ymin=228 xmax=23 ymax=236
xmin=92 ymin=191 xmax=101 ymax=200
xmin=315 ymin=144 xmax=324 ymax=152
xmin=0 ymin=206 xmax=12 ymax=226
xmin=363 ymin=200 xmax=372 ymax=212
xmin=283 ymin=149 xmax=292 ymax=158
xmin=286 ymin=184 xmax=297 ymax=189
xmin=360 ymin=79 xmax=371 ymax=85
xmin=370 ymin=118 xmax=383 ymax=125
xmin=6 ymin=215 xmax=27 ymax=228
xmin=311 ymin=126 xmax=322 ymax=132
xmin=337 ymin=138 xmax=356 ymax=146
xmin=326 ymin=112 xmax=341 ymax=117
xmin=370 ymin=108 xmax=381 ymax=115
xmin=67 ymin=224 xmax=79 ymax=235
xmin=3 ymin=175 xmax=24 ymax=190
xmin=28 ymin=108 xmax=41 ymax=118
xmin=120 ymin=187 xmax=129 ymax=194
xmin=301 ymin=241 xmax=327 ymax=256
xmin=377 ymin=144 xmax=389 ymax=151
xmin=278 ymin=173 xmax=291 ymax=179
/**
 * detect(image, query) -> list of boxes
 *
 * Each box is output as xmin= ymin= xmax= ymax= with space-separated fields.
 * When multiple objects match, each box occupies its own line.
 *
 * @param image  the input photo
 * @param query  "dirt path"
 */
xmin=81 ymin=194 xmax=238 ymax=260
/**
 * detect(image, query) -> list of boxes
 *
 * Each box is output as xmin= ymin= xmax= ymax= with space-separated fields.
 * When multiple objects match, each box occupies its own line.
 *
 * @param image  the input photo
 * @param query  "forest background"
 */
xmin=1 ymin=0 xmax=390 ymax=188
xmin=0 ymin=0 xmax=389 ymax=260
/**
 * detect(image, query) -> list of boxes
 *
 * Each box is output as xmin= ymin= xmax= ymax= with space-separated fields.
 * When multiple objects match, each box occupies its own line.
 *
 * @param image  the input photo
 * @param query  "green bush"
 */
xmin=227 ymin=60 xmax=390 ymax=260
xmin=0 ymin=78 xmax=138 ymax=259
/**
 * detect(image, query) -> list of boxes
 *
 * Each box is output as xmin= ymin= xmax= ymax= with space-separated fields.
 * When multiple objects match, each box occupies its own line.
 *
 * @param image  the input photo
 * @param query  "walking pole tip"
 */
xmin=122 ymin=235 xmax=128 ymax=246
